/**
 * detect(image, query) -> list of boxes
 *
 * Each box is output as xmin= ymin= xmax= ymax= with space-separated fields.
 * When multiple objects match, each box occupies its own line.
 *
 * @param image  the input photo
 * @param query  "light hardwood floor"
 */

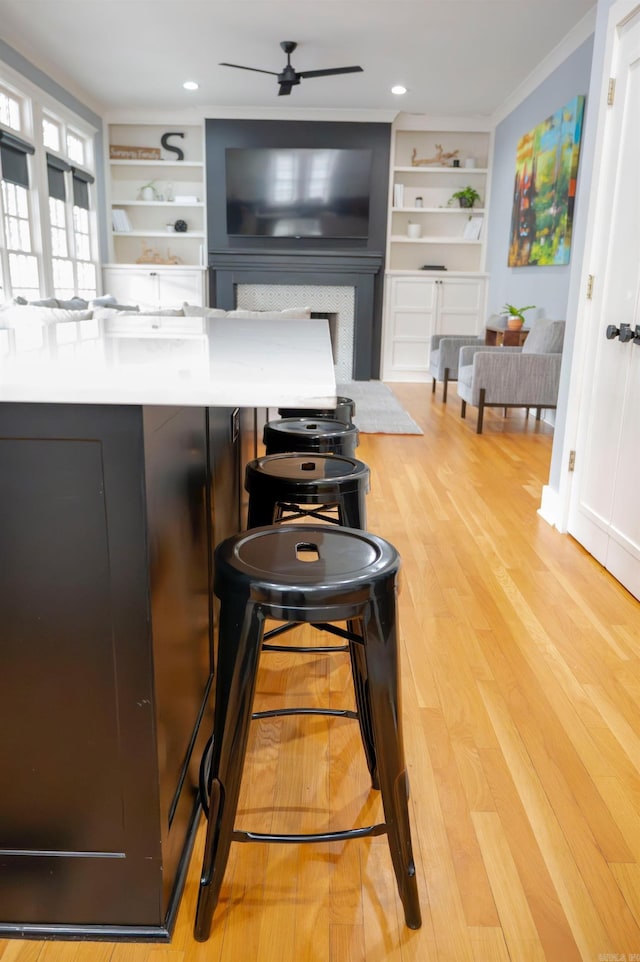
xmin=2 ymin=383 xmax=640 ymax=962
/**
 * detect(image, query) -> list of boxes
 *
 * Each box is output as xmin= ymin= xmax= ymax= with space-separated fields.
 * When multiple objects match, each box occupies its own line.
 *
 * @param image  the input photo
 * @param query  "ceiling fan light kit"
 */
xmin=220 ymin=40 xmax=363 ymax=96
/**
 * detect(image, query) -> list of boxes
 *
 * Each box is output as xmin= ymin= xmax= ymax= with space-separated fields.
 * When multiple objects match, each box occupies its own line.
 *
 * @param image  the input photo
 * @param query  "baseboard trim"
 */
xmin=538 ymin=484 xmax=561 ymax=528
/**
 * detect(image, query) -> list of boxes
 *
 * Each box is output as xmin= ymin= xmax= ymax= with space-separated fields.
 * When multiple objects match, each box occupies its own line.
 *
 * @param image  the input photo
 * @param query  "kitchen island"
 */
xmin=0 ymin=315 xmax=335 ymax=940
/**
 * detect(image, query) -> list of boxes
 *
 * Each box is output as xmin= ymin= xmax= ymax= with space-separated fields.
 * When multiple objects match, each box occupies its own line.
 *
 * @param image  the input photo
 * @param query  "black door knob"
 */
xmin=633 ymin=325 xmax=640 ymax=346
xmin=606 ymin=324 xmax=619 ymax=339
xmin=619 ymin=323 xmax=633 ymax=343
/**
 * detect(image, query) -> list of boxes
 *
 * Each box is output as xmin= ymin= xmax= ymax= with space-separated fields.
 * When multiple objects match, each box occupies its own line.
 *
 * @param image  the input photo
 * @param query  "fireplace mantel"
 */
xmin=208 ymin=248 xmax=384 ymax=380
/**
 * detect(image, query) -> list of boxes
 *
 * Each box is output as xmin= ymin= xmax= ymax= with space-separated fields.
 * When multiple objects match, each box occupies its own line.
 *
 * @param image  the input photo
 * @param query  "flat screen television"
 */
xmin=225 ymin=147 xmax=372 ymax=239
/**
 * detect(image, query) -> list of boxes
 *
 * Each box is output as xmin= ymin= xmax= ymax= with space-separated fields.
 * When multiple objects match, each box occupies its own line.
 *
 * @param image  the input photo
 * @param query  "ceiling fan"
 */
xmin=219 ymin=41 xmax=363 ymax=96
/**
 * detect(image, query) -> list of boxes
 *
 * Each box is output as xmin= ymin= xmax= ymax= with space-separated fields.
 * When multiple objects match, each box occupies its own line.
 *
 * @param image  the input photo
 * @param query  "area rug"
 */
xmin=337 ymin=381 xmax=423 ymax=435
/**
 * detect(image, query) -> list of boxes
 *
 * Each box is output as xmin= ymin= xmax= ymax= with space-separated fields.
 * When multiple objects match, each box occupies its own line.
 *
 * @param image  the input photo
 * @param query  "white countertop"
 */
xmin=0 ymin=315 xmax=337 ymax=408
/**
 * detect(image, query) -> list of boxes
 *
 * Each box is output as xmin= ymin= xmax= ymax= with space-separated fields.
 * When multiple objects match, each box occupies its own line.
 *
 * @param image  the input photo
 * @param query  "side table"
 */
xmin=485 ymin=324 xmax=530 ymax=347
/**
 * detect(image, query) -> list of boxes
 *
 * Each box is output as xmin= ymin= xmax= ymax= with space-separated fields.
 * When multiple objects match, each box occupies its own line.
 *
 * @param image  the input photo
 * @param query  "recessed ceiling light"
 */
xmin=183 ymin=81 xmax=199 ymax=91
xmin=391 ymin=85 xmax=407 ymax=96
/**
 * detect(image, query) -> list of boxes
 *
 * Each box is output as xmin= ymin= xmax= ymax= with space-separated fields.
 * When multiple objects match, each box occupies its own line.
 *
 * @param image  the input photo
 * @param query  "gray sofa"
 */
xmin=457 ymin=318 xmax=566 ymax=433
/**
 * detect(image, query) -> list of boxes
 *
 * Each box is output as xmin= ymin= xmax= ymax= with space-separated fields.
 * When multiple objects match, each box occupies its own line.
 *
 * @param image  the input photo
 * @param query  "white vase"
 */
xmin=407 ymin=222 xmax=422 ymax=239
xmin=141 ymin=186 xmax=156 ymax=202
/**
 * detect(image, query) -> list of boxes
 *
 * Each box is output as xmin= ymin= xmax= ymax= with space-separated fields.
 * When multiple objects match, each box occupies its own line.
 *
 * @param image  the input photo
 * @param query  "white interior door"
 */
xmin=568 ymin=1 xmax=640 ymax=600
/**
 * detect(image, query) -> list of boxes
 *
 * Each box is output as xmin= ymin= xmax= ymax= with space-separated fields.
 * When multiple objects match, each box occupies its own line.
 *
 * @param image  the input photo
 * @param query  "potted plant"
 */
xmin=502 ymin=303 xmax=535 ymax=330
xmin=449 ymin=185 xmax=481 ymax=208
xmin=138 ymin=180 xmax=158 ymax=201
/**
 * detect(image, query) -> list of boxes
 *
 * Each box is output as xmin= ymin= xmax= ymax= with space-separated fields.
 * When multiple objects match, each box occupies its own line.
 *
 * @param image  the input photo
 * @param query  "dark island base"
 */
xmin=0 ymin=402 xmax=242 ymax=940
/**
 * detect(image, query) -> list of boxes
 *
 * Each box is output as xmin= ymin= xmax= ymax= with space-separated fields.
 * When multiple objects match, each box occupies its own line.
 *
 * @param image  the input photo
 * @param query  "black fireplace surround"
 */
xmin=205 ymin=119 xmax=391 ymax=380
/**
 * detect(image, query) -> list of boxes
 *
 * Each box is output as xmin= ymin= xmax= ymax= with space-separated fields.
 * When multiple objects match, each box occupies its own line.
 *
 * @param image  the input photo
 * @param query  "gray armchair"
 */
xmin=429 ymin=334 xmax=484 ymax=402
xmin=457 ymin=319 xmax=565 ymax=433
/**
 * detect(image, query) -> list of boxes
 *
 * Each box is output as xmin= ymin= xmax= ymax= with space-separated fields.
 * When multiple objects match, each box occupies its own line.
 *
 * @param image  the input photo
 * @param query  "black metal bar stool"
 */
xmin=245 ymin=452 xmax=370 ymax=529
xmin=194 ymin=524 xmax=421 ymax=940
xmin=278 ymin=395 xmax=356 ymax=425
xmin=263 ymin=416 xmax=359 ymax=457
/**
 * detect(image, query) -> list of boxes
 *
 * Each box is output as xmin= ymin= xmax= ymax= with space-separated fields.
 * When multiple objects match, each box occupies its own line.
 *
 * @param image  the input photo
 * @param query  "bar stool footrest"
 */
xmin=252 ymin=707 xmax=358 ymax=720
xmin=275 ymin=502 xmax=343 ymax=524
xmin=263 ymin=642 xmax=349 ymax=653
xmin=232 ymin=823 xmax=388 ymax=844
xmin=263 ymin=621 xmax=362 ymax=647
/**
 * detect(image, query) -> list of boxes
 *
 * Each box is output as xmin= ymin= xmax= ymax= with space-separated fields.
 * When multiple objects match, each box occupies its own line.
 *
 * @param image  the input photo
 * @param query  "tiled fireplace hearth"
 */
xmin=208 ymin=250 xmax=384 ymax=380
xmin=236 ymin=284 xmax=354 ymax=382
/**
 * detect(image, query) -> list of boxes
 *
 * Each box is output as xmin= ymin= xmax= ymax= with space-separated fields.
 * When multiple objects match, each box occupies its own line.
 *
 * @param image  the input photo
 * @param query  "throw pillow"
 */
xmin=522 ymin=319 xmax=565 ymax=355
xmin=182 ymin=303 xmax=228 ymax=317
xmin=137 ymin=308 xmax=185 ymax=316
xmin=56 ymin=297 xmax=90 ymax=310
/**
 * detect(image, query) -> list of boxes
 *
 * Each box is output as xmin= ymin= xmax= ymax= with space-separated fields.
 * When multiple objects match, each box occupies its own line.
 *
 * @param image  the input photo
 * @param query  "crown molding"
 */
xmin=104 ymin=104 xmax=397 ymax=125
xmin=198 ymin=105 xmax=398 ymax=123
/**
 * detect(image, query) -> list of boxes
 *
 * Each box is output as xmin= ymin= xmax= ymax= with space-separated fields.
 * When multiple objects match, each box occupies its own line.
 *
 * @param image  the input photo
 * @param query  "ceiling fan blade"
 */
xmin=219 ymin=62 xmax=279 ymax=76
xmin=278 ymin=82 xmax=293 ymax=96
xmin=298 ymin=66 xmax=363 ymax=79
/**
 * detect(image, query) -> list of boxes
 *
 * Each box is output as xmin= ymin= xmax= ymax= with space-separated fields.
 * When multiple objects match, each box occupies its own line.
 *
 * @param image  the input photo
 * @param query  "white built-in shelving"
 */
xmin=381 ymin=115 xmax=493 ymax=381
xmin=104 ymin=120 xmax=207 ymax=307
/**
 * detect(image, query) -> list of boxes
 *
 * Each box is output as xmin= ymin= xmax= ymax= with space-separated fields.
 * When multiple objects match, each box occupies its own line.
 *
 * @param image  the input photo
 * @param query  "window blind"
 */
xmin=46 ymin=152 xmax=71 ymax=201
xmin=0 ymin=130 xmax=35 ymax=188
xmin=71 ymin=166 xmax=95 ymax=209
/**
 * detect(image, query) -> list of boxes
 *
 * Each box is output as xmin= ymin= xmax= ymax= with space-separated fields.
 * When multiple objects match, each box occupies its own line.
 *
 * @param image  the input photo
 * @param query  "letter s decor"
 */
xmin=161 ymin=132 xmax=185 ymax=161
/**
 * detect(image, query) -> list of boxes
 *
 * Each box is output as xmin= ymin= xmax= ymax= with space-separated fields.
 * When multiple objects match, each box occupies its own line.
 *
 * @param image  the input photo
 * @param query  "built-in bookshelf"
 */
xmin=387 ymin=122 xmax=492 ymax=273
xmin=381 ymin=115 xmax=493 ymax=381
xmin=104 ymin=119 xmax=207 ymax=306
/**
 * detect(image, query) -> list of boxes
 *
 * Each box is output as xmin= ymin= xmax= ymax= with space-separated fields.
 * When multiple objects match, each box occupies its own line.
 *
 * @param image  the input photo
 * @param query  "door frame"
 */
xmin=556 ymin=0 xmax=640 ymax=533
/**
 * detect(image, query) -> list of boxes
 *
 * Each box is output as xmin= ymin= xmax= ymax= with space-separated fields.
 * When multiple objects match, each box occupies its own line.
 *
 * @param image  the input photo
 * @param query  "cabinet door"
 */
xmin=103 ymin=268 xmax=204 ymax=310
xmin=382 ymin=276 xmax=437 ymax=380
xmin=436 ymin=276 xmax=486 ymax=336
xmin=103 ymin=267 xmax=159 ymax=309
xmin=0 ymin=404 xmax=164 ymax=928
xmin=157 ymin=269 xmax=204 ymax=309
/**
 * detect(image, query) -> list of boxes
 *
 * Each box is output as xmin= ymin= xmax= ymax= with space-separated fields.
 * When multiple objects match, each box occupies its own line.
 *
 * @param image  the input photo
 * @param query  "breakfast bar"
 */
xmin=0 ymin=315 xmax=335 ymax=940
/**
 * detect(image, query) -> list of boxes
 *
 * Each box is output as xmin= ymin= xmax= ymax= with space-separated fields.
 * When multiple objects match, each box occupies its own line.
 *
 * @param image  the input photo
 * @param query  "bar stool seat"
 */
xmin=278 ymin=395 xmax=356 ymax=425
xmin=263 ymin=416 xmax=359 ymax=457
xmin=194 ymin=524 xmax=421 ymax=940
xmin=245 ymin=452 xmax=370 ymax=529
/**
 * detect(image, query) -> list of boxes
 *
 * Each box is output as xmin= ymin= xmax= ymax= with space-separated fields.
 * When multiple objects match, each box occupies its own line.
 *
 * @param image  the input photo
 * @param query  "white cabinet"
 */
xmin=105 ymin=121 xmax=206 ymax=284
xmin=381 ymin=274 xmax=487 ymax=382
xmin=103 ymin=266 xmax=205 ymax=311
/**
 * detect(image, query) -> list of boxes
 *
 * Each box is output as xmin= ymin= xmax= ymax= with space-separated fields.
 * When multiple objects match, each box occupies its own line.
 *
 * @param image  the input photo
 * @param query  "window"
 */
xmin=67 ymin=131 xmax=85 ymax=166
xmin=0 ymin=67 xmax=99 ymax=303
xmin=0 ymin=85 xmax=21 ymax=132
xmin=42 ymin=113 xmax=97 ymax=300
xmin=42 ymin=114 xmax=62 ymax=151
xmin=70 ymin=165 xmax=96 ymax=298
xmin=47 ymin=152 xmax=71 ymax=296
xmin=0 ymin=129 xmax=40 ymax=299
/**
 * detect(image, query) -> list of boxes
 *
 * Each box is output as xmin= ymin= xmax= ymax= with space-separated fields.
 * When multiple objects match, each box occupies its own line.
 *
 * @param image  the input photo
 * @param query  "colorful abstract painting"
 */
xmin=508 ymin=95 xmax=585 ymax=266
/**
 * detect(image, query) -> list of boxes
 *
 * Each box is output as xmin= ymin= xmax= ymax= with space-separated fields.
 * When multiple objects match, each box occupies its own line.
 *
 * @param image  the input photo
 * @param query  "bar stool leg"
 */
xmin=339 ymin=488 xmax=367 ymax=529
xmin=362 ymin=582 xmax=422 ymax=930
xmin=247 ymin=491 xmax=278 ymax=528
xmin=349 ymin=630 xmax=379 ymax=788
xmin=194 ymin=596 xmax=265 ymax=942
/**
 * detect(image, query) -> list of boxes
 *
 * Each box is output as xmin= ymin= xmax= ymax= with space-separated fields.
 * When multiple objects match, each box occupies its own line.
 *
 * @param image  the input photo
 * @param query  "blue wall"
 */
xmin=485 ymin=37 xmax=594 ymax=324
